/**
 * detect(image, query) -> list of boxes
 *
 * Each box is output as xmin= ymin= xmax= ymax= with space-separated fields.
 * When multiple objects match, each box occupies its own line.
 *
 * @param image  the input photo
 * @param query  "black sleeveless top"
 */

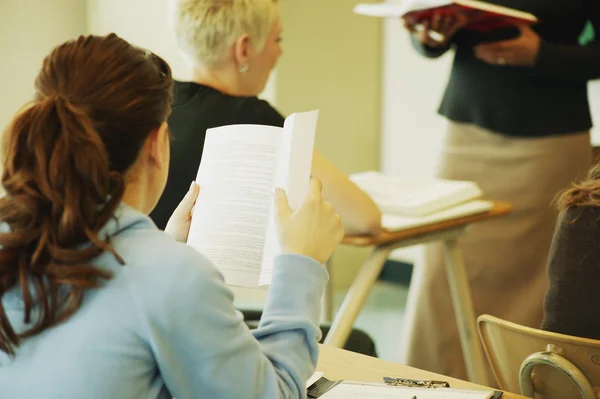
xmin=150 ymin=81 xmax=285 ymax=229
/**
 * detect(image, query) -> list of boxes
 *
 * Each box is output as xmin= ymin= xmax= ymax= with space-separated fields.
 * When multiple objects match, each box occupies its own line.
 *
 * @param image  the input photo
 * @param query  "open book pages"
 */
xmin=350 ymin=171 xmax=483 ymax=217
xmin=321 ymin=381 xmax=495 ymax=399
xmin=354 ymin=1 xmax=537 ymax=23
xmin=186 ymin=110 xmax=318 ymax=287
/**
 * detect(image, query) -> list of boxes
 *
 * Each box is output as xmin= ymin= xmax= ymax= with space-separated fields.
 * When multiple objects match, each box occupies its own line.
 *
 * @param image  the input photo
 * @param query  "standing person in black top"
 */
xmin=398 ymin=1 xmax=600 ymax=383
xmin=151 ymin=0 xmax=382 ymax=237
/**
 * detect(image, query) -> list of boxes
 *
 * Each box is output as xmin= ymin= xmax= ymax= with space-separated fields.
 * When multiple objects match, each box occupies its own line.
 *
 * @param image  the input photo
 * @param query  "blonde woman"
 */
xmin=150 ymin=0 xmax=382 ymax=237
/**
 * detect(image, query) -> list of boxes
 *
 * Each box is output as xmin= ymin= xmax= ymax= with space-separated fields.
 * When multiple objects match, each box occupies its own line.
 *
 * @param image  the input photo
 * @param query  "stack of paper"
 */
xmin=382 ymin=200 xmax=493 ymax=231
xmin=350 ymin=171 xmax=492 ymax=231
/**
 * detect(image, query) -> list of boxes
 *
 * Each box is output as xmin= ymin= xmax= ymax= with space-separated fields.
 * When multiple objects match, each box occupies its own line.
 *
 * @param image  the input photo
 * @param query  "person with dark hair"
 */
xmin=399 ymin=1 xmax=600 ymax=382
xmin=0 ymin=33 xmax=344 ymax=399
xmin=542 ymin=165 xmax=600 ymax=339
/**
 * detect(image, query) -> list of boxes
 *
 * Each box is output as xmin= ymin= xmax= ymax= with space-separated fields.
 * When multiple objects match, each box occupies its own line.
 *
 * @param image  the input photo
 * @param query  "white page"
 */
xmin=354 ymin=1 xmax=537 ymax=21
xmin=321 ymin=381 xmax=493 ymax=399
xmin=258 ymin=110 xmax=319 ymax=285
xmin=353 ymin=1 xmax=452 ymax=18
xmin=187 ymin=125 xmax=282 ymax=287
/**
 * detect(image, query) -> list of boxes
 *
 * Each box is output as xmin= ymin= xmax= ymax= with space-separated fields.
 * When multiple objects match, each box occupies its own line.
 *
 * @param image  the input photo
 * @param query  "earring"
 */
xmin=239 ymin=64 xmax=249 ymax=73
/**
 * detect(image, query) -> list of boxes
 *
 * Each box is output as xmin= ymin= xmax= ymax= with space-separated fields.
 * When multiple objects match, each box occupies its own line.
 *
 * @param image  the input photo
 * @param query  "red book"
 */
xmin=354 ymin=1 xmax=538 ymax=32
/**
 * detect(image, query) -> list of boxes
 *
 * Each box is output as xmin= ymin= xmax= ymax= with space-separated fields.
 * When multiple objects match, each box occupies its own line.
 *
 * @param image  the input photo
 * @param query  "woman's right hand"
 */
xmin=274 ymin=178 xmax=344 ymax=264
xmin=403 ymin=13 xmax=468 ymax=48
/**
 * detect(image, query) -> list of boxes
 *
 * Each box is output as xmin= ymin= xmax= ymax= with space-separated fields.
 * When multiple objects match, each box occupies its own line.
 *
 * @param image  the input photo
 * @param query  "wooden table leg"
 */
xmin=325 ymin=226 xmax=471 ymax=349
xmin=323 ymin=246 xmax=392 ymax=348
xmin=443 ymin=238 xmax=489 ymax=385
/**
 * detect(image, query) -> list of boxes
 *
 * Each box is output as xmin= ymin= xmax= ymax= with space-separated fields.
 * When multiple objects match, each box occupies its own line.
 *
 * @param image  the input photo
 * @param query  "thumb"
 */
xmin=274 ymin=188 xmax=292 ymax=220
xmin=517 ymin=24 xmax=534 ymax=36
xmin=173 ymin=181 xmax=199 ymax=217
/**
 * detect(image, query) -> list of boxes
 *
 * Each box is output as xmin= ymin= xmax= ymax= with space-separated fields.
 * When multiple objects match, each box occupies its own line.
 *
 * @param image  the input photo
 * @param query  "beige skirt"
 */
xmin=400 ymin=121 xmax=592 ymax=384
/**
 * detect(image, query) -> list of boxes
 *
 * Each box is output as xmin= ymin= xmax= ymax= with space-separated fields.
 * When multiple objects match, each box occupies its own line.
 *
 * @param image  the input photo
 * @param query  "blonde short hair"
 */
xmin=172 ymin=0 xmax=279 ymax=67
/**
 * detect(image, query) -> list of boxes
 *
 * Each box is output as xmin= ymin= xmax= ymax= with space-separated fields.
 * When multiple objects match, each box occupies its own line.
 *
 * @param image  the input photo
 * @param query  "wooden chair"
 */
xmin=478 ymin=314 xmax=600 ymax=399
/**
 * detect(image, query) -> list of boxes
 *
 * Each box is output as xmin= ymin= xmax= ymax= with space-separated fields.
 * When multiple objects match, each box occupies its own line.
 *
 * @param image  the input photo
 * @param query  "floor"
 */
xmin=332 ymin=281 xmax=409 ymax=362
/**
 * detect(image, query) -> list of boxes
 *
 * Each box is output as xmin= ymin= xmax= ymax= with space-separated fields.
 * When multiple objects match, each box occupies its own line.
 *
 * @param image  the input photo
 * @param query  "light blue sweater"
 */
xmin=0 ymin=205 xmax=327 ymax=399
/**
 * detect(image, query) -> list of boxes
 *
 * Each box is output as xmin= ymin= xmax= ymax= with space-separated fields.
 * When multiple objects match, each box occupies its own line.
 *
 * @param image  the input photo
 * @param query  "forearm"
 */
xmin=152 ymin=251 xmax=328 ymax=399
xmin=533 ymin=10 xmax=600 ymax=83
xmin=253 ymin=254 xmax=329 ymax=397
xmin=311 ymin=151 xmax=382 ymax=236
xmin=533 ymin=40 xmax=600 ymax=82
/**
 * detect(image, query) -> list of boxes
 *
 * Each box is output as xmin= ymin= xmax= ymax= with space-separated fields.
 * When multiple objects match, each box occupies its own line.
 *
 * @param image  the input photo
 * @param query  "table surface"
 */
xmin=343 ymin=201 xmax=513 ymax=246
xmin=317 ymin=344 xmax=527 ymax=398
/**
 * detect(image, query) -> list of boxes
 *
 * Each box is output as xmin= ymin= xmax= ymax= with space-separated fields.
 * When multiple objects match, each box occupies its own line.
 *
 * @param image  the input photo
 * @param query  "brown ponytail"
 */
xmin=0 ymin=34 xmax=173 ymax=356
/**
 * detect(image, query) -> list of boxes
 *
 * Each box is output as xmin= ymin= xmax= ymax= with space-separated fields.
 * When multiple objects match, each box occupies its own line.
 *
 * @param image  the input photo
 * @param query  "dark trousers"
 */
xmin=241 ymin=310 xmax=378 ymax=358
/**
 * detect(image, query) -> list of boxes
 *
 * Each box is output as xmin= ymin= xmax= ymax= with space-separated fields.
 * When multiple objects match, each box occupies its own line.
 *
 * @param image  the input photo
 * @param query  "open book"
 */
xmin=186 ymin=110 xmax=318 ymax=287
xmin=354 ymin=1 xmax=537 ymax=32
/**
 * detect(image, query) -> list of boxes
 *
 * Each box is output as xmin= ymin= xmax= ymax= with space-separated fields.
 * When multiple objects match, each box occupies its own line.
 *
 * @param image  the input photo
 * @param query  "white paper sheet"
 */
xmin=321 ymin=381 xmax=494 ymax=399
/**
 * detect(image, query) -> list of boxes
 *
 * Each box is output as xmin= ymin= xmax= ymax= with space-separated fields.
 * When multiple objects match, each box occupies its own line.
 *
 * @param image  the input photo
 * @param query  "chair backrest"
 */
xmin=478 ymin=314 xmax=600 ymax=399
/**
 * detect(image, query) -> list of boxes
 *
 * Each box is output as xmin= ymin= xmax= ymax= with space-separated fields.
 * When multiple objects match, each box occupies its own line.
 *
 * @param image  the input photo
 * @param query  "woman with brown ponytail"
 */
xmin=0 ymin=34 xmax=344 ymax=399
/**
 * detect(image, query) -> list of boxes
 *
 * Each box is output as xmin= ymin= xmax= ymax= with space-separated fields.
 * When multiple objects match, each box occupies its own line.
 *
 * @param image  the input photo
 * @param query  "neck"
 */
xmin=191 ymin=64 xmax=247 ymax=97
xmin=122 ymin=178 xmax=151 ymax=215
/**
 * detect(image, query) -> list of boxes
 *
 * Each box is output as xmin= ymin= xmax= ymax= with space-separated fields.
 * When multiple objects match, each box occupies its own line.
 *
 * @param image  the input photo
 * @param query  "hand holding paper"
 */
xmin=274 ymin=179 xmax=344 ymax=264
xmin=186 ymin=110 xmax=324 ymax=287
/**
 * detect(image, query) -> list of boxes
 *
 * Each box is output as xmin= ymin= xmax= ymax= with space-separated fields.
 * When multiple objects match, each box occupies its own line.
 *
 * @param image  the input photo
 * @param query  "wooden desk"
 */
xmin=323 ymin=201 xmax=512 ymax=386
xmin=317 ymin=344 xmax=527 ymax=399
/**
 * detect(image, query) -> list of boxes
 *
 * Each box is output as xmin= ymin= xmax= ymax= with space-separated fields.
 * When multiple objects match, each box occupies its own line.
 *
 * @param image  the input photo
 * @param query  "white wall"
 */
xmin=381 ymin=19 xmax=451 ymax=178
xmin=0 ymin=0 xmax=86 ymax=130
xmin=381 ymin=19 xmax=452 ymax=263
xmin=590 ymin=82 xmax=600 ymax=144
xmin=85 ymin=0 xmax=191 ymax=81
xmin=85 ymin=0 xmax=277 ymax=102
xmin=275 ymin=0 xmax=382 ymax=292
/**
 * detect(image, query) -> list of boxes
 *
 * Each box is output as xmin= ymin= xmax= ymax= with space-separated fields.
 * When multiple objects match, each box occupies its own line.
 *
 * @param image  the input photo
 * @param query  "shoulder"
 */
xmin=113 ymin=230 xmax=229 ymax=321
xmin=234 ymin=96 xmax=286 ymax=127
xmin=171 ymin=80 xmax=285 ymax=127
xmin=103 ymin=207 xmax=224 ymax=299
xmin=549 ymin=205 xmax=600 ymax=271
xmin=115 ymin=229 xmax=222 ymax=289
xmin=556 ymin=205 xmax=600 ymax=239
